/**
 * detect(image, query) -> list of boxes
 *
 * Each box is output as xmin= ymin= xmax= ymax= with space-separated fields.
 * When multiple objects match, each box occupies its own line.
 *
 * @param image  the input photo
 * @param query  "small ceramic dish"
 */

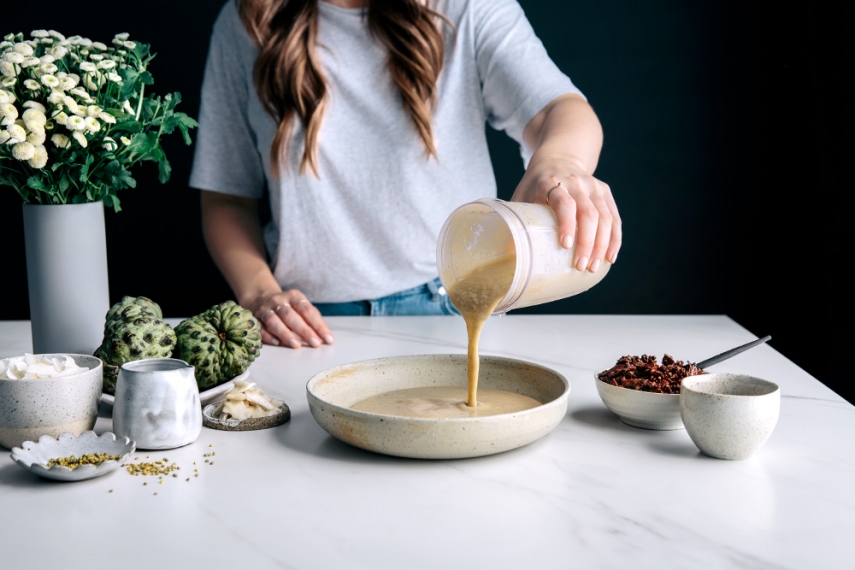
xmin=101 ymin=369 xmax=250 ymax=407
xmin=594 ymin=370 xmax=684 ymax=430
xmin=202 ymin=401 xmax=291 ymax=432
xmin=10 ymin=431 xmax=135 ymax=481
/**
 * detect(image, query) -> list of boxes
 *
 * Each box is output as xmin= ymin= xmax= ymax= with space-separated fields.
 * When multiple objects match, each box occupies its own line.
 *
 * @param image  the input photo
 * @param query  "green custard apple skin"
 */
xmin=95 ymin=316 xmax=176 ymax=394
xmin=175 ymin=301 xmax=262 ymax=390
xmin=104 ymin=296 xmax=163 ymax=328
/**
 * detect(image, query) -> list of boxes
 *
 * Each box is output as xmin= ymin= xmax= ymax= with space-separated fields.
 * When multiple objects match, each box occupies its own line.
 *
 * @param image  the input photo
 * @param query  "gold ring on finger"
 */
xmin=546 ymin=182 xmax=569 ymax=205
xmin=258 ymin=308 xmax=276 ymax=322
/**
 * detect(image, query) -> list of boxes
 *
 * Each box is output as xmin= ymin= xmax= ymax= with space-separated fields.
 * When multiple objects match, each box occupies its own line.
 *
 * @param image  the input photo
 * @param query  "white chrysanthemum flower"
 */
xmin=80 ymin=49 xmax=90 ymax=57
xmin=49 ymin=31 xmax=66 ymax=41
xmin=83 ymin=73 xmax=100 ymax=90
xmin=40 ymin=75 xmax=59 ymax=88
xmin=13 ymin=43 xmax=34 ymax=57
xmin=70 ymin=87 xmax=92 ymax=101
xmin=31 ymin=30 xmax=50 ymax=38
xmin=53 ymin=111 xmax=69 ymax=126
xmin=0 ymin=103 xmax=18 ymax=124
xmin=51 ymin=133 xmax=70 ymax=148
xmin=25 ymin=40 xmax=40 ymax=48
xmin=3 ymin=52 xmax=25 ymax=64
xmin=85 ymin=105 xmax=102 ymax=117
xmin=122 ymin=100 xmax=134 ymax=114
xmin=84 ymin=116 xmax=100 ymax=133
xmin=56 ymin=71 xmax=67 ymax=79
xmin=97 ymin=59 xmax=116 ymax=70
xmin=62 ymin=96 xmax=79 ymax=111
xmin=39 ymin=55 xmax=55 ymax=64
xmin=59 ymin=77 xmax=76 ymax=91
xmin=47 ymin=91 xmax=64 ymax=104
xmin=67 ymin=36 xmax=81 ymax=44
xmin=0 ymin=130 xmax=9 ymax=144
xmin=116 ymin=49 xmax=127 ymax=56
xmin=23 ymin=108 xmax=47 ymax=125
xmin=44 ymin=120 xmax=54 ymax=130
xmin=12 ymin=141 xmax=35 ymax=160
xmin=120 ymin=136 xmax=131 ymax=146
xmin=66 ymin=73 xmax=80 ymax=86
xmin=107 ymin=72 xmax=122 ymax=83
xmin=80 ymin=38 xmax=93 ymax=47
xmin=90 ymin=54 xmax=104 ymax=61
xmin=98 ymin=111 xmax=116 ymax=124
xmin=123 ymin=41 xmax=137 ymax=50
xmin=79 ymin=61 xmax=97 ymax=73
xmin=21 ymin=58 xmax=40 ymax=68
xmin=114 ymin=33 xmax=130 ymax=41
xmin=0 ymin=89 xmax=14 ymax=103
xmin=28 ymin=144 xmax=48 ymax=169
xmin=70 ymin=52 xmax=79 ymax=61
xmin=0 ymin=61 xmax=17 ymax=78
xmin=1 ymin=77 xmax=15 ymax=88
xmin=6 ymin=123 xmax=27 ymax=142
xmin=0 ymin=41 xmax=12 ymax=50
xmin=23 ymin=79 xmax=40 ymax=90
xmin=40 ymin=38 xmax=54 ymax=45
xmin=72 ymin=130 xmax=87 ymax=148
xmin=66 ymin=115 xmax=86 ymax=131
xmin=92 ymin=41 xmax=107 ymax=51
xmin=40 ymin=63 xmax=58 ymax=75
xmin=49 ymin=46 xmax=68 ymax=59
xmin=27 ymin=128 xmax=46 ymax=146
xmin=23 ymin=101 xmax=47 ymax=112
xmin=102 ymin=136 xmax=117 ymax=151
xmin=112 ymin=39 xmax=124 ymax=47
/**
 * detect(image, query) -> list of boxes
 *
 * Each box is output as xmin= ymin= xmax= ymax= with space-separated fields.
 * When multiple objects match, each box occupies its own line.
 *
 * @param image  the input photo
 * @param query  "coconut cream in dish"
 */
xmin=0 ymin=353 xmax=89 ymax=380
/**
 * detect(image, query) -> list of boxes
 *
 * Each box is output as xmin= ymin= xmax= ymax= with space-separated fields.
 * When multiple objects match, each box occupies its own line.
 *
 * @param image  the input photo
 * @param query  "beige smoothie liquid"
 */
xmin=353 ymin=252 xmax=541 ymax=418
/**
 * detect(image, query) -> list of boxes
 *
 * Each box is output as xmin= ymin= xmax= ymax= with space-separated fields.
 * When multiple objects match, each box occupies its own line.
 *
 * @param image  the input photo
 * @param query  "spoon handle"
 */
xmin=697 ymin=335 xmax=772 ymax=369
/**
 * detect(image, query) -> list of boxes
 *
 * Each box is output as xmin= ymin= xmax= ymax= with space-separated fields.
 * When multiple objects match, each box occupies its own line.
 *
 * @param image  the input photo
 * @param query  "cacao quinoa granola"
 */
xmin=597 ymin=354 xmax=703 ymax=394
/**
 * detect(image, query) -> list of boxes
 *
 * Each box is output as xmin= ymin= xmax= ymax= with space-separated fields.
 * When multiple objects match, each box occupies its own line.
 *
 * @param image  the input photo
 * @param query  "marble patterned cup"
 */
xmin=0 ymin=354 xmax=103 ymax=450
xmin=112 ymin=358 xmax=202 ymax=450
xmin=680 ymin=373 xmax=780 ymax=460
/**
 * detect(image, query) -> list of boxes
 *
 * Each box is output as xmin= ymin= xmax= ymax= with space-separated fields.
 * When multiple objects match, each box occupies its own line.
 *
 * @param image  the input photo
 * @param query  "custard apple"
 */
xmin=95 ymin=313 xmax=176 ymax=394
xmin=103 ymin=296 xmax=162 ymax=335
xmin=174 ymin=301 xmax=262 ymax=390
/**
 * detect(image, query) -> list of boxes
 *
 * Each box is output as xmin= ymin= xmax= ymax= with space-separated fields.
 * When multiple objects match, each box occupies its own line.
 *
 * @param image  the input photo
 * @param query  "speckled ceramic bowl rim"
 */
xmin=681 ymin=373 xmax=779 ymax=398
xmin=307 ymin=354 xmax=571 ymax=425
xmin=0 ymin=354 xmax=102 ymax=383
xmin=595 ymin=369 xmax=681 ymax=400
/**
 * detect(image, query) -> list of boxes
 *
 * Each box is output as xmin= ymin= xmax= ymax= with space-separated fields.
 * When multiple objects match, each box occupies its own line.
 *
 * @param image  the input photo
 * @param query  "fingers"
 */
xmin=545 ymin=175 xmax=619 ymax=273
xmin=255 ymin=293 xmax=334 ymax=349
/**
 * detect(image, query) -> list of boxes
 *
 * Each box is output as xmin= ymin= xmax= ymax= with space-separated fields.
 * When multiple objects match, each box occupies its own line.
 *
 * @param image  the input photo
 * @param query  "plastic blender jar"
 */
xmin=436 ymin=198 xmax=611 ymax=314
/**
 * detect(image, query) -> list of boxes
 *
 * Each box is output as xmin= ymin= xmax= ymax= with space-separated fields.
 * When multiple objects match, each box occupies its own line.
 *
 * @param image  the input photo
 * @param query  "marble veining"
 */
xmin=0 ymin=316 xmax=852 ymax=569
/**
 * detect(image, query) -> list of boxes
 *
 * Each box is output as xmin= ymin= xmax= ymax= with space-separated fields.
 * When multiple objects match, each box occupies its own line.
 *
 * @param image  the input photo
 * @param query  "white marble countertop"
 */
xmin=0 ymin=316 xmax=852 ymax=569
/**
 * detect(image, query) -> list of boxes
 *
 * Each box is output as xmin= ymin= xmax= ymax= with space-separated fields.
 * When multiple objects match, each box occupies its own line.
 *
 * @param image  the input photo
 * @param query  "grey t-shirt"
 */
xmin=190 ymin=0 xmax=582 ymax=303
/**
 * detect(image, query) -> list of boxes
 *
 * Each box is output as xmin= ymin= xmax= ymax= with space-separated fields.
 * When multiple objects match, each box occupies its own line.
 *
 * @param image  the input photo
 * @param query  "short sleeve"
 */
xmin=471 ymin=0 xmax=584 ymax=161
xmin=189 ymin=1 xmax=265 ymax=199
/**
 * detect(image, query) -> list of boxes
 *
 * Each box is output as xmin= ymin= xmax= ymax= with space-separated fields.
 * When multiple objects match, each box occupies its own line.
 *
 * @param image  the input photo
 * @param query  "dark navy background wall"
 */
xmin=1 ymin=2 xmax=849 ymax=401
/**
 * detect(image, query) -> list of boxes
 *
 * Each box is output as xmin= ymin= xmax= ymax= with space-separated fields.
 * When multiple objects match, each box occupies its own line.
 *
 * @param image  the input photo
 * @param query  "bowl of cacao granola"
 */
xmin=595 ymin=354 xmax=704 ymax=430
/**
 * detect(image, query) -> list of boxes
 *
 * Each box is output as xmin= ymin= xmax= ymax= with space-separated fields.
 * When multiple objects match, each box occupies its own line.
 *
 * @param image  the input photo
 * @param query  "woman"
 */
xmin=190 ymin=0 xmax=621 ymax=349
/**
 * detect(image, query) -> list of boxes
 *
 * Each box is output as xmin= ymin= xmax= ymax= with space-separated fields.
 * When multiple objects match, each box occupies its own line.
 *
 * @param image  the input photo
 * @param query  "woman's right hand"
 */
xmin=248 ymin=289 xmax=334 ymax=349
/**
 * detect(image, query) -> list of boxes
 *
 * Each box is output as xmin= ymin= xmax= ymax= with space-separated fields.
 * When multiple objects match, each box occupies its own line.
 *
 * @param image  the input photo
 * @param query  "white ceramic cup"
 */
xmin=0 ymin=354 xmax=102 ymax=449
xmin=112 ymin=358 xmax=202 ymax=450
xmin=680 ymin=373 xmax=780 ymax=460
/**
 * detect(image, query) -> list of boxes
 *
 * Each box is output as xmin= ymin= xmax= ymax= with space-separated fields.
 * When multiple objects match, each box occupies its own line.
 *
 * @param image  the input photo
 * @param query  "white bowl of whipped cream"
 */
xmin=0 ymin=353 xmax=103 ymax=449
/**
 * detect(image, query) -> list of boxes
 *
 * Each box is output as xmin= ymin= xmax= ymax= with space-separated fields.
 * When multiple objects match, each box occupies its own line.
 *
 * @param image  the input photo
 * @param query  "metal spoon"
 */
xmin=697 ymin=335 xmax=772 ymax=369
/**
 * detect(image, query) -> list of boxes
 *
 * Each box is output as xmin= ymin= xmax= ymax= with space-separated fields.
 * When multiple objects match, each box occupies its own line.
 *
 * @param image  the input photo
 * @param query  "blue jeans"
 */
xmin=314 ymin=278 xmax=459 ymax=316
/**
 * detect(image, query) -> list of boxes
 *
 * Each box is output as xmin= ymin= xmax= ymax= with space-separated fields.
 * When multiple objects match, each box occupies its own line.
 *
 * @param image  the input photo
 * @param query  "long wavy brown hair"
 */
xmin=238 ymin=0 xmax=449 ymax=177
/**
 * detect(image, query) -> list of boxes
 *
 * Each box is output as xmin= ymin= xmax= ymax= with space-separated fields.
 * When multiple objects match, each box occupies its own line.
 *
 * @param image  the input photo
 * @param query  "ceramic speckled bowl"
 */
xmin=306 ymin=354 xmax=570 ymax=459
xmin=680 ymin=373 xmax=780 ymax=460
xmin=0 ymin=355 xmax=103 ymax=450
xmin=595 ymin=371 xmax=684 ymax=430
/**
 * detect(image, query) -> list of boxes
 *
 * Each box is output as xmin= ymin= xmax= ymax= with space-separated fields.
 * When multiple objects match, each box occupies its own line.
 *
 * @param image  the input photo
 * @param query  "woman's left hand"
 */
xmin=511 ymin=151 xmax=622 ymax=273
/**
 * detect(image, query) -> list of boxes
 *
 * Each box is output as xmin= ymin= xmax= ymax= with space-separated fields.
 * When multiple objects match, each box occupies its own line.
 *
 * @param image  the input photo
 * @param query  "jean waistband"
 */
xmin=381 ymin=277 xmax=446 ymax=301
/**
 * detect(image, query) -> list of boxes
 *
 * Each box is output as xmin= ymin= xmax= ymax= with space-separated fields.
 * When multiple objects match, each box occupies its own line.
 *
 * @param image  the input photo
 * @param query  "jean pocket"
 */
xmin=440 ymin=294 xmax=459 ymax=316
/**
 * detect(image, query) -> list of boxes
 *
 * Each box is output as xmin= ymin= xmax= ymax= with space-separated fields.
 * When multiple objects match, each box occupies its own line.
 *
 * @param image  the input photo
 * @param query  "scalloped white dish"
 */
xmin=11 ymin=431 xmax=135 ymax=481
xmin=100 ymin=370 xmax=250 ymax=407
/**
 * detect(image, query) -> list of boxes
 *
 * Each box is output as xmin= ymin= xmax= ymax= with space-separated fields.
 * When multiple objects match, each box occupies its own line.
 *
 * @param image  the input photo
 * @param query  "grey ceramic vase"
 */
xmin=113 ymin=358 xmax=202 ymax=450
xmin=22 ymin=202 xmax=110 ymax=355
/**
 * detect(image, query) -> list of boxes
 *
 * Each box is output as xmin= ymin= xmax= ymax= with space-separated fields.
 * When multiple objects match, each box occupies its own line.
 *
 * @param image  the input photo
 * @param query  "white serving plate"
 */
xmin=306 ymin=354 xmax=570 ymax=459
xmin=100 ymin=370 xmax=249 ymax=407
xmin=10 ymin=431 xmax=135 ymax=482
